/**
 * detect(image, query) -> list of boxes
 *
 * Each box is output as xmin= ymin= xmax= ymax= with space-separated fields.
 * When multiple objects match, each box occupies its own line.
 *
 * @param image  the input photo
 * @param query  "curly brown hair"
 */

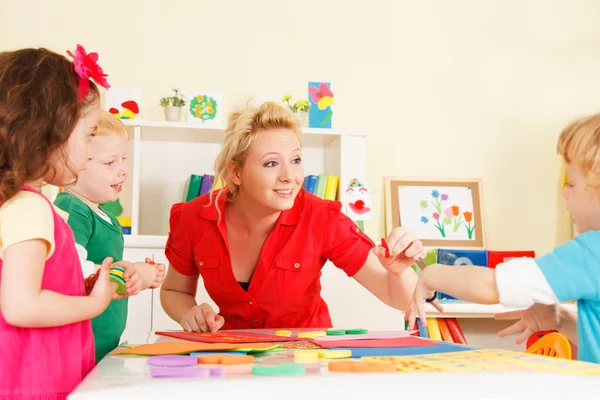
xmin=0 ymin=47 xmax=99 ymax=202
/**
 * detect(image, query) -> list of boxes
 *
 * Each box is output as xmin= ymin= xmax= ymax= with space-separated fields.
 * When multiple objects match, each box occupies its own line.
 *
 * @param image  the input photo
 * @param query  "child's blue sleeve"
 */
xmin=535 ymin=231 xmax=600 ymax=302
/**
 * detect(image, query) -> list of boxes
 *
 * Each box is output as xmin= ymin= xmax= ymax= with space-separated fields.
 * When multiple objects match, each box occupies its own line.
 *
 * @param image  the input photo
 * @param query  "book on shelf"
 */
xmin=181 ymin=174 xmax=225 ymax=202
xmin=302 ymin=174 xmax=340 ymax=201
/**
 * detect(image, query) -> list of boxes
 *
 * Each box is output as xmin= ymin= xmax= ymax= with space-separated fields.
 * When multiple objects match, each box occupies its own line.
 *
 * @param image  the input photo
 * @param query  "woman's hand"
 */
xmin=373 ymin=226 xmax=426 ymax=276
xmin=180 ymin=303 xmax=225 ymax=332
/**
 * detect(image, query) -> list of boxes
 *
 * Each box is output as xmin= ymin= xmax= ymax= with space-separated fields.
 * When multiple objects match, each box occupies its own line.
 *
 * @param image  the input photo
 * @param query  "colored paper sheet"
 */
xmin=332 ymin=343 xmax=474 ymax=358
xmin=155 ymin=330 xmax=298 ymax=343
xmin=319 ymin=337 xmax=438 ymax=349
xmin=110 ymin=342 xmax=279 ymax=356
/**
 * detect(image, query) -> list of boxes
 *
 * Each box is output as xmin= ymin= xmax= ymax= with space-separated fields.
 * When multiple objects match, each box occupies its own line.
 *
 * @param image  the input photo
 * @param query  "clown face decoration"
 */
xmin=345 ymin=178 xmax=373 ymax=221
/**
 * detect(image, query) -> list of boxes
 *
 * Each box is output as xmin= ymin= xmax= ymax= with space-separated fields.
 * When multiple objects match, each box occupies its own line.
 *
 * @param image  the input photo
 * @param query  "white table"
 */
xmin=69 ymin=332 xmax=600 ymax=400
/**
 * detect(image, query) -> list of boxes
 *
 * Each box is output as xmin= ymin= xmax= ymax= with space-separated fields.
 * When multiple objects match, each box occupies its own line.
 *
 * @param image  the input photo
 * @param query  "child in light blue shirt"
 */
xmin=407 ymin=113 xmax=600 ymax=363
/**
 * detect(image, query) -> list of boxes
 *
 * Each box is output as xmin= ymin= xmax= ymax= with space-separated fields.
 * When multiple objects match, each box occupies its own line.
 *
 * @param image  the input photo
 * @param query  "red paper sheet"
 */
xmin=317 ymin=337 xmax=439 ymax=348
xmin=156 ymin=330 xmax=299 ymax=344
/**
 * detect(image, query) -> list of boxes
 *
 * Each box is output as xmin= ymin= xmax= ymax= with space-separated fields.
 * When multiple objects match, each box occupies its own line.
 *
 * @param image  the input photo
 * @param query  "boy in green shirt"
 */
xmin=55 ymin=112 xmax=165 ymax=362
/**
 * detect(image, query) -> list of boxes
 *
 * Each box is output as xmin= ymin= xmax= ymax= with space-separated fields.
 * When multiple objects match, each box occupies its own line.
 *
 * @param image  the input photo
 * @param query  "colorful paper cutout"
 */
xmin=185 ymin=91 xmax=222 ymax=128
xmin=104 ymin=87 xmax=142 ymax=120
xmin=345 ymin=178 xmax=373 ymax=221
xmin=308 ymin=82 xmax=333 ymax=128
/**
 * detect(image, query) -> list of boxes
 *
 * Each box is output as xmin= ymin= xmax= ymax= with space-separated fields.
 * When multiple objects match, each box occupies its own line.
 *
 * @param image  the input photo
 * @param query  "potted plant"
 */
xmin=160 ymin=89 xmax=186 ymax=122
xmin=282 ymin=94 xmax=310 ymax=127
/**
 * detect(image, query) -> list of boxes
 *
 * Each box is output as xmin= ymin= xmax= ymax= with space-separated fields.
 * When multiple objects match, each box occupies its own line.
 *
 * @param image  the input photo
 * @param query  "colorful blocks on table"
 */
xmin=196 ymin=354 xmax=255 ymax=365
xmin=326 ymin=328 xmax=368 ymax=335
xmin=294 ymin=350 xmax=320 ymax=360
xmin=320 ymin=350 xmax=352 ymax=359
xmin=298 ymin=330 xmax=327 ymax=338
xmin=293 ymin=349 xmax=352 ymax=360
xmin=252 ymin=362 xmax=305 ymax=376
xmin=147 ymin=355 xmax=197 ymax=367
xmin=345 ymin=329 xmax=368 ymax=334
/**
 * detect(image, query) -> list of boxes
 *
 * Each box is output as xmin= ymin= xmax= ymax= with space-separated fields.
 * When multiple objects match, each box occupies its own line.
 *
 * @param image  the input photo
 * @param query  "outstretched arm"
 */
xmin=352 ymin=227 xmax=429 ymax=311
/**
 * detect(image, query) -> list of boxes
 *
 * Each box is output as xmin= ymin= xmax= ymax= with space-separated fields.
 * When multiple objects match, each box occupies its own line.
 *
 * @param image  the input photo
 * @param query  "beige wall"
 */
xmin=3 ymin=0 xmax=598 ymax=255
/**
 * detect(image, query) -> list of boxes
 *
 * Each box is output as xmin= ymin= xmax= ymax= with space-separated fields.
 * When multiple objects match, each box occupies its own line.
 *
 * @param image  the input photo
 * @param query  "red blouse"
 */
xmin=165 ymin=188 xmax=375 ymax=329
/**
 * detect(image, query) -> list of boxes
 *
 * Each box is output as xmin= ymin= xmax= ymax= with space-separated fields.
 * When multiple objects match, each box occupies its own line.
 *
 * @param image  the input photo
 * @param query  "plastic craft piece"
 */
xmin=149 ymin=367 xmax=210 ymax=378
xmin=294 ymin=349 xmax=352 ymax=360
xmin=148 ymin=355 xmax=197 ymax=367
xmin=298 ymin=331 xmax=327 ymax=338
xmin=109 ymin=265 xmax=127 ymax=295
xmin=207 ymin=366 xmax=225 ymax=377
xmin=275 ymin=330 xmax=292 ymax=337
xmin=328 ymin=360 xmax=396 ymax=373
xmin=320 ymin=350 xmax=352 ymax=359
xmin=346 ymin=329 xmax=368 ymax=334
xmin=252 ymin=362 xmax=306 ymax=376
xmin=197 ymin=354 xmax=255 ymax=365
xmin=326 ymin=329 xmax=346 ymax=335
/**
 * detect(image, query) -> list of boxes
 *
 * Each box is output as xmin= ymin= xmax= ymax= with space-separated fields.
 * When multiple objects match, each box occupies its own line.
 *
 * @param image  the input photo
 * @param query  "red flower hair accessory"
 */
xmin=66 ymin=44 xmax=110 ymax=102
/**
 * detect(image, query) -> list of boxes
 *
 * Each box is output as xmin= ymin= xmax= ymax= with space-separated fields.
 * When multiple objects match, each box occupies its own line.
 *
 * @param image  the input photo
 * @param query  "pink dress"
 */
xmin=0 ymin=187 xmax=95 ymax=400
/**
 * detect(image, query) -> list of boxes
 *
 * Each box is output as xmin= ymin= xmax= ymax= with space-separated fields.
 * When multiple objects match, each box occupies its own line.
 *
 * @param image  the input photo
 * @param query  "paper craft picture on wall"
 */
xmin=104 ymin=87 xmax=141 ymax=120
xmin=345 ymin=178 xmax=373 ymax=221
xmin=385 ymin=177 xmax=485 ymax=248
xmin=186 ymin=91 xmax=221 ymax=127
xmin=308 ymin=82 xmax=334 ymax=129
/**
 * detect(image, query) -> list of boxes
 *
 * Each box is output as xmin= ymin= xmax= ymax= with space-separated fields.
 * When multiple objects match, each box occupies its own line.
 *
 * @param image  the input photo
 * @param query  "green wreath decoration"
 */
xmin=189 ymin=95 xmax=218 ymax=121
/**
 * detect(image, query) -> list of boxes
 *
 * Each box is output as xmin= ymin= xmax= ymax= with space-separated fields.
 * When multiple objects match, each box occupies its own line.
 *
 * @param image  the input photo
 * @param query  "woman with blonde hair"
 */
xmin=160 ymin=102 xmax=426 ymax=332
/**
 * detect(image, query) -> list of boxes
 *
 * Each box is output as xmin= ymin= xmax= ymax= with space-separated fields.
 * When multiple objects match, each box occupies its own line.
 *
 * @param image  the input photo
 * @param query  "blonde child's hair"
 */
xmin=93 ymin=111 xmax=129 ymax=139
xmin=211 ymin=102 xmax=302 ymax=213
xmin=557 ymin=113 xmax=600 ymax=190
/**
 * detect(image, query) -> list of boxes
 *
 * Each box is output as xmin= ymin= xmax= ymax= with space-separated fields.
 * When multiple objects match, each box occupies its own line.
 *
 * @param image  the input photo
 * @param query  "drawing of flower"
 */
xmin=448 ymin=205 xmax=464 ymax=232
xmin=464 ymin=211 xmax=475 ymax=239
xmin=431 ymin=212 xmax=446 ymax=237
xmin=443 ymin=207 xmax=454 ymax=219
xmin=443 ymin=217 xmax=451 ymax=225
xmin=309 ymin=83 xmax=334 ymax=110
xmin=464 ymin=211 xmax=472 ymax=222
xmin=420 ymin=188 xmax=448 ymax=238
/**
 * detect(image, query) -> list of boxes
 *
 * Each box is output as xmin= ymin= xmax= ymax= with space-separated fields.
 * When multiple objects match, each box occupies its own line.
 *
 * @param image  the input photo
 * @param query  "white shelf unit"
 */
xmin=423 ymin=301 xmax=577 ymax=319
xmin=110 ymin=120 xmax=373 ymax=343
